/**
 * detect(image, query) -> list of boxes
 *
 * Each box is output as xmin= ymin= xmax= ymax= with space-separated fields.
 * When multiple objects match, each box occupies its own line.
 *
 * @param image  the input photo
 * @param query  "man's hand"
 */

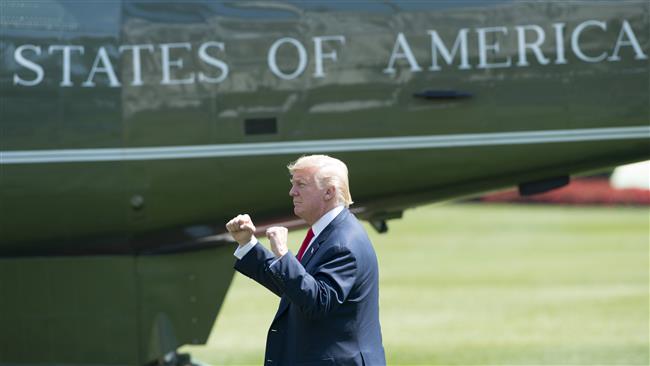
xmin=266 ymin=226 xmax=288 ymax=258
xmin=226 ymin=214 xmax=256 ymax=246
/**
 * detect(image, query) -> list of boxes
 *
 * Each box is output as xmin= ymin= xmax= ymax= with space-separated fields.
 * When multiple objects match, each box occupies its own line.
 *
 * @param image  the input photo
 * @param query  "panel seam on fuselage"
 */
xmin=1 ymin=126 xmax=648 ymax=164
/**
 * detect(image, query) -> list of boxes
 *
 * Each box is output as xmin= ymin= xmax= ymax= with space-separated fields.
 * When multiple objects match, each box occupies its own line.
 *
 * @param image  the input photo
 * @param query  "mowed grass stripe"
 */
xmin=182 ymin=204 xmax=649 ymax=365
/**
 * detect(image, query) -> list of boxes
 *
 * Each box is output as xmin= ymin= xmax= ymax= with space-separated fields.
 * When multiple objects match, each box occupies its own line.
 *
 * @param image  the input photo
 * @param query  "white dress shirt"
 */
xmin=233 ymin=205 xmax=345 ymax=261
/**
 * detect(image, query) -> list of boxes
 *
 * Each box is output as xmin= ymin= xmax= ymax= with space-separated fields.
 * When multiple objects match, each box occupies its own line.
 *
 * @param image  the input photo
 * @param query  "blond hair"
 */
xmin=287 ymin=155 xmax=353 ymax=207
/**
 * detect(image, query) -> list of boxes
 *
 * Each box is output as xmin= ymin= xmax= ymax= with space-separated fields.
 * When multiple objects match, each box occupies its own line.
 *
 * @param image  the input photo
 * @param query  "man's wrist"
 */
xmin=233 ymin=236 xmax=257 ymax=260
xmin=239 ymin=236 xmax=257 ymax=247
xmin=270 ymin=252 xmax=286 ymax=267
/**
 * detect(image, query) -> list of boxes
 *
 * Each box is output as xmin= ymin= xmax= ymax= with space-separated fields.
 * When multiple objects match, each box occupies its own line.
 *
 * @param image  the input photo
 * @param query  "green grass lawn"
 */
xmin=182 ymin=203 xmax=649 ymax=365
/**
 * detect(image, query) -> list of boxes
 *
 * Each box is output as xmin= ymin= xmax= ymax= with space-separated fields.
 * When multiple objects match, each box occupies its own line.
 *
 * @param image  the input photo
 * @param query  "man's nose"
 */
xmin=289 ymin=186 xmax=297 ymax=196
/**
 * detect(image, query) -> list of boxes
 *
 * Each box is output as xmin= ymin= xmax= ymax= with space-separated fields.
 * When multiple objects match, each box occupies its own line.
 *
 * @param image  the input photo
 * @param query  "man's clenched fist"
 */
xmin=266 ymin=226 xmax=288 ymax=258
xmin=226 ymin=214 xmax=256 ymax=246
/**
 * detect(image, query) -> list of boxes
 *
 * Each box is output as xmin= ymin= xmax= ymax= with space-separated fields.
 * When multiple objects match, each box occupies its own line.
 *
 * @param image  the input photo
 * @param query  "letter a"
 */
xmin=383 ymin=33 xmax=422 ymax=74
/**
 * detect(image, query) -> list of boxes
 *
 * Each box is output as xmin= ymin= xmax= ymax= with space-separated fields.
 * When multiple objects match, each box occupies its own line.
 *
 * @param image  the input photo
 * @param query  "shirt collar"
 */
xmin=311 ymin=205 xmax=344 ymax=238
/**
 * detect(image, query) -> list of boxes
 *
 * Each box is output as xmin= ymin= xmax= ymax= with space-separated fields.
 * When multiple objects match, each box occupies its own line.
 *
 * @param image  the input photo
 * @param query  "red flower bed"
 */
xmin=480 ymin=178 xmax=650 ymax=206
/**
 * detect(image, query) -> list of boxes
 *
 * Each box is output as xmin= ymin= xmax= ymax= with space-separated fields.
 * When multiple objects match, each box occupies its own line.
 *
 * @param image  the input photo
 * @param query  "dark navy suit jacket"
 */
xmin=235 ymin=208 xmax=385 ymax=366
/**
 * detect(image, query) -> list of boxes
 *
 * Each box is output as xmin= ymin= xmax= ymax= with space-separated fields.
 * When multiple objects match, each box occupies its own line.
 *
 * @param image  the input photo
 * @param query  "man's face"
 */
xmin=289 ymin=168 xmax=327 ymax=225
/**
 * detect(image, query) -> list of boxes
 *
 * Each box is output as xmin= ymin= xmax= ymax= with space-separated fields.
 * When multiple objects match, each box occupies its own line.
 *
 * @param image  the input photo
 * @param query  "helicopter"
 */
xmin=1 ymin=1 xmax=648 ymax=365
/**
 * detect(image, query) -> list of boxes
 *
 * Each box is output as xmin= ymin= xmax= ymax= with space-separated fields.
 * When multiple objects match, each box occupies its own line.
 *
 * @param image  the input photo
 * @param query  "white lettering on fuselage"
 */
xmin=119 ymin=44 xmax=154 ymax=86
xmin=267 ymin=37 xmax=309 ymax=80
xmin=83 ymin=46 xmax=120 ymax=87
xmin=427 ymin=28 xmax=471 ymax=71
xmin=11 ymin=19 xmax=648 ymax=87
xmin=13 ymin=44 xmax=44 ymax=86
xmin=383 ymin=32 xmax=422 ymax=74
xmin=47 ymin=45 xmax=84 ymax=86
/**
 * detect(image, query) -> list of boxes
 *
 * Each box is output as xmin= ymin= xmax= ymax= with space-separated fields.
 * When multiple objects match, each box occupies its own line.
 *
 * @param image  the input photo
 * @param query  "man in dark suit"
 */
xmin=226 ymin=155 xmax=385 ymax=366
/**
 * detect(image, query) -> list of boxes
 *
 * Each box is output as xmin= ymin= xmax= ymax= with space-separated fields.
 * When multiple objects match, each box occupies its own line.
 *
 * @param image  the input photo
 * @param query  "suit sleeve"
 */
xmin=234 ymin=243 xmax=284 ymax=297
xmin=267 ymin=244 xmax=357 ymax=319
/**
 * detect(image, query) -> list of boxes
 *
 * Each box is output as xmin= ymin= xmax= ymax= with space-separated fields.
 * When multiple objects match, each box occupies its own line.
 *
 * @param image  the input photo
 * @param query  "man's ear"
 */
xmin=324 ymin=186 xmax=335 ymax=201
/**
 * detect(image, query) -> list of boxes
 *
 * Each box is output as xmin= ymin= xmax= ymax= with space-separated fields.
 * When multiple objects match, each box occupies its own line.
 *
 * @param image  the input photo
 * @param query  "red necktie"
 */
xmin=296 ymin=228 xmax=314 ymax=262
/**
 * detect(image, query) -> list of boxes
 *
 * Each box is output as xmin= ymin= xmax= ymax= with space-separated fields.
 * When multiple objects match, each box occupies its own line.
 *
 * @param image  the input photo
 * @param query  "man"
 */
xmin=226 ymin=155 xmax=385 ymax=366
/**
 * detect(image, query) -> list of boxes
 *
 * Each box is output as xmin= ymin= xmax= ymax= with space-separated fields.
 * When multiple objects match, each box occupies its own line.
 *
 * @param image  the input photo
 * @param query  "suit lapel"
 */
xmin=273 ymin=209 xmax=350 ymax=322
xmin=300 ymin=208 xmax=349 ymax=268
xmin=299 ymin=239 xmax=322 ymax=267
